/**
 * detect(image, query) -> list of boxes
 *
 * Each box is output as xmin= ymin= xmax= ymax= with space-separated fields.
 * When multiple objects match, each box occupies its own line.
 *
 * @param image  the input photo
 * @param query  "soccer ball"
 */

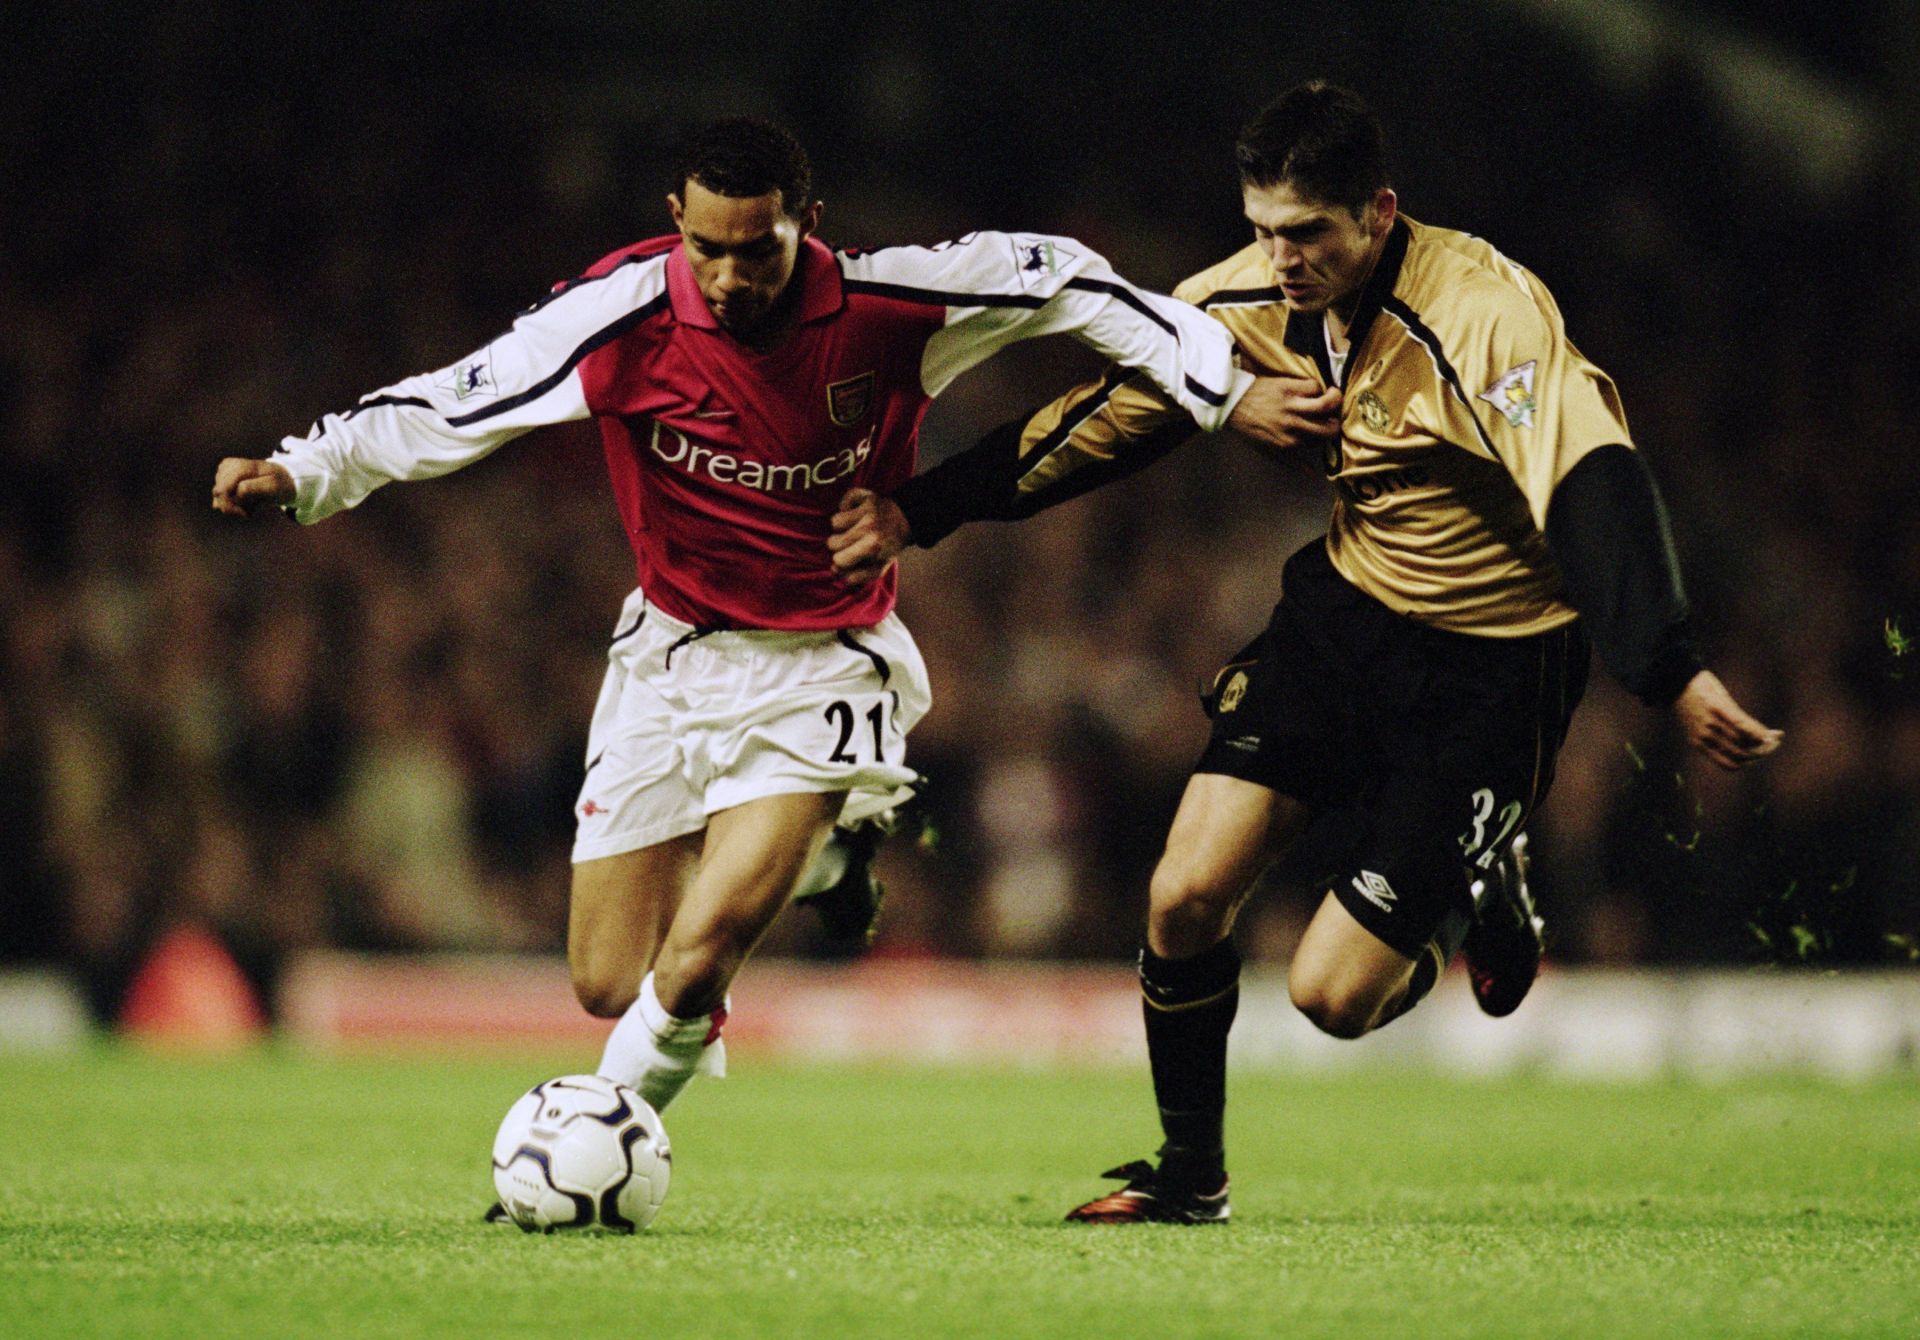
xmin=490 ymin=1075 xmax=671 ymax=1232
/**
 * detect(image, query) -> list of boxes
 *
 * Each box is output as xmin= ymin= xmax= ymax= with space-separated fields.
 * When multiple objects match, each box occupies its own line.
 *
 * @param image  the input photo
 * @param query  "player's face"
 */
xmin=1243 ymin=181 xmax=1397 ymax=314
xmin=669 ymin=181 xmax=822 ymax=337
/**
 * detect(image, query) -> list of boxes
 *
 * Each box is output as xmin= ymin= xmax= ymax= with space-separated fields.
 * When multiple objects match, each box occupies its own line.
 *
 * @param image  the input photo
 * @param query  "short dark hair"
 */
xmin=1235 ymin=82 xmax=1388 ymax=213
xmin=675 ymin=117 xmax=814 ymax=217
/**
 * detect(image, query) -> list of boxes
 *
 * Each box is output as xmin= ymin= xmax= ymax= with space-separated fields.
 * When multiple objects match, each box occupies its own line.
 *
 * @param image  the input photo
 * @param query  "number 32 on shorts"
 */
xmin=822 ymin=696 xmax=894 ymax=764
xmin=1459 ymin=786 xmax=1522 ymax=868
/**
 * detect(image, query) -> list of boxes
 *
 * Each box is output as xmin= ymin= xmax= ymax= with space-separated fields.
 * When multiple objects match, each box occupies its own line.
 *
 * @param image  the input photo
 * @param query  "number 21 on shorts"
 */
xmin=822 ymin=695 xmax=894 ymax=764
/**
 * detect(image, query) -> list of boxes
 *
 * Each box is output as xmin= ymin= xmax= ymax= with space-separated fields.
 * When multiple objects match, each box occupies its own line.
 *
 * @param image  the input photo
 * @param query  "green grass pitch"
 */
xmin=3 ymin=1047 xmax=1917 ymax=1339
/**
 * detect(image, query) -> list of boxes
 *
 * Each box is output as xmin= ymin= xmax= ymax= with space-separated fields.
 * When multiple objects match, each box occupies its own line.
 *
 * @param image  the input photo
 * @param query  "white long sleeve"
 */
xmin=839 ymin=232 xmax=1251 ymax=433
xmin=272 ymin=253 xmax=671 ymax=522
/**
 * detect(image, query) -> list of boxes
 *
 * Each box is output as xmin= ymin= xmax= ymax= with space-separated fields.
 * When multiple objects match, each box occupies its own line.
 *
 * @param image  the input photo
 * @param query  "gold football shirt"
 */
xmin=1006 ymin=217 xmax=1634 ymax=636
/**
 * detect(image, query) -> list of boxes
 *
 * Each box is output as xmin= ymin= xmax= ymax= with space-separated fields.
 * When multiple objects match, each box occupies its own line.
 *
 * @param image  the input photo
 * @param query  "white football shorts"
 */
xmin=571 ymin=588 xmax=932 ymax=863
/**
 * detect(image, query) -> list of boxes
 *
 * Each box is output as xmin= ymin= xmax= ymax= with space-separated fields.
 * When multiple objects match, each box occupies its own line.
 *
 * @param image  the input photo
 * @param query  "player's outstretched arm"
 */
xmin=1672 ymin=668 xmax=1782 ymax=771
xmin=859 ymin=230 xmax=1248 ymax=433
xmin=1541 ymin=445 xmax=1782 ymax=770
xmin=210 ymin=458 xmax=295 ymax=517
xmin=261 ymin=249 xmax=672 ymax=524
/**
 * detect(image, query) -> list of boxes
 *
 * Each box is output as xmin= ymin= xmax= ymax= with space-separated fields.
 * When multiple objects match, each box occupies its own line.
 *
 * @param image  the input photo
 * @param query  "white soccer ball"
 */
xmin=491 ymin=1075 xmax=671 ymax=1232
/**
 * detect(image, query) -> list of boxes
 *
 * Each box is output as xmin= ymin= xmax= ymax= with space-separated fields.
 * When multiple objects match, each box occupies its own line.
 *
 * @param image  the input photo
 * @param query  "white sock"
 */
xmin=595 ymin=972 xmax=728 ymax=1113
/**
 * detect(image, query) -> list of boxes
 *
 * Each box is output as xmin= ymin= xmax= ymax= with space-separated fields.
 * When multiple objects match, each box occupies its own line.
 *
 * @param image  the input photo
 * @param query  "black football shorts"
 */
xmin=1196 ymin=539 xmax=1590 ymax=958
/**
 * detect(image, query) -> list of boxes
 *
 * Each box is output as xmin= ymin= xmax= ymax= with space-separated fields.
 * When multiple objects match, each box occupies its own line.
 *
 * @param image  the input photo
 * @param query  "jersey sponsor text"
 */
xmin=648 ymin=419 xmax=874 ymax=493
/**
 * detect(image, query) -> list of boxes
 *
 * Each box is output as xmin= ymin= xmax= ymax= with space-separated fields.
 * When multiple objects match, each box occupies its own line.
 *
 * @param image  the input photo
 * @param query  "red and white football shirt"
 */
xmin=276 ymin=230 xmax=1250 ymax=629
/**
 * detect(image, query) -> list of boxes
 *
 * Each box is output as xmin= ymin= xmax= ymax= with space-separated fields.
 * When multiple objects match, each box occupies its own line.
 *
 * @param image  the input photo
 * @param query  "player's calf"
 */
xmin=1140 ymin=939 xmax=1240 ymax=1179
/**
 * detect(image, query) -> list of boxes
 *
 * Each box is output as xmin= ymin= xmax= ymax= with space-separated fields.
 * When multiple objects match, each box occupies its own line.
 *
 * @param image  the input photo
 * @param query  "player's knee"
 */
xmin=1148 ymin=861 xmax=1239 ymax=940
xmin=574 ymin=977 xmax=637 ymax=1019
xmin=1289 ymin=974 xmax=1377 ymax=1040
xmin=571 ymin=960 xmax=639 ymax=1019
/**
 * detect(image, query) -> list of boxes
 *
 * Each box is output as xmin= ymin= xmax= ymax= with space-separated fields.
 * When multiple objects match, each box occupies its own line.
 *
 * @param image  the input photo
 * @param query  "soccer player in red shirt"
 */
xmin=213 ymin=118 xmax=1311 ymax=1125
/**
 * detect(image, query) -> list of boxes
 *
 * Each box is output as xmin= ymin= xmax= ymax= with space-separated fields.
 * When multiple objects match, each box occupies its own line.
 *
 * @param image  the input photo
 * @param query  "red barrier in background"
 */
xmin=278 ymin=953 xmax=1145 ymax=1064
xmin=272 ymin=952 xmax=1920 ymax=1077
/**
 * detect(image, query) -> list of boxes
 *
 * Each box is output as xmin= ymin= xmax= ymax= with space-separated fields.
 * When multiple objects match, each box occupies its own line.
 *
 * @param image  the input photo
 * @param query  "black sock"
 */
xmin=1378 ymin=900 xmax=1473 ymax=1026
xmin=1140 ymin=938 xmax=1241 ymax=1178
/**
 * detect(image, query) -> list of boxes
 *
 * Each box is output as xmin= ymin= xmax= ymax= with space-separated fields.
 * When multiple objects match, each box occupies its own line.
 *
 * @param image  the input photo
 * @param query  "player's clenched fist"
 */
xmin=211 ymin=458 xmax=295 ymax=517
xmin=828 ymin=487 xmax=911 ymax=588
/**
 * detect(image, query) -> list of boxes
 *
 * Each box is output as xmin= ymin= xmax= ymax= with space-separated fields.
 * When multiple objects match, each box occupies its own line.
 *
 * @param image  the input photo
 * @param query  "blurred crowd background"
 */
xmin=3 ymin=2 xmax=1917 ymax=1019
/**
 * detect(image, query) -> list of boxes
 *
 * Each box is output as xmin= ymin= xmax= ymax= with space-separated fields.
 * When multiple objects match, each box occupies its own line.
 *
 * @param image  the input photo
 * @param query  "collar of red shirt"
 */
xmin=665 ymin=236 xmax=845 ymax=331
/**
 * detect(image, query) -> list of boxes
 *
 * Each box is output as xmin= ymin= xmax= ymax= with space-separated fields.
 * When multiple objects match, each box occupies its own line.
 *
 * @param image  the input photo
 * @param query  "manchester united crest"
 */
xmin=1217 ymin=669 xmax=1249 ymax=713
xmin=1356 ymin=390 xmax=1391 ymax=432
xmin=827 ymin=371 xmax=876 ymax=427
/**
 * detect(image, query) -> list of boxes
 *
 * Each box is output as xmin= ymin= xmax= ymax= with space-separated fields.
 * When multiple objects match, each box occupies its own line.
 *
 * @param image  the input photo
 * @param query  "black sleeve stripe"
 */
xmin=846 ymin=276 xmax=1180 ymax=331
xmin=1013 ymin=364 xmax=1137 ymax=488
xmin=846 ymin=275 xmax=1227 ymax=408
xmin=519 ymin=248 xmax=674 ymax=318
xmin=1060 ymin=279 xmax=1232 ymax=403
xmin=1381 ymin=296 xmax=1500 ymax=457
xmin=442 ymin=293 xmax=670 ymax=428
xmin=346 ymin=395 xmax=431 ymax=420
xmin=1009 ymin=416 xmax=1194 ymax=518
xmin=1185 ymin=373 xmax=1227 ymax=407
xmin=1063 ymin=276 xmax=1174 ymax=336
xmin=843 ymin=279 xmax=1047 ymax=309
xmin=1197 ymin=286 xmax=1287 ymax=310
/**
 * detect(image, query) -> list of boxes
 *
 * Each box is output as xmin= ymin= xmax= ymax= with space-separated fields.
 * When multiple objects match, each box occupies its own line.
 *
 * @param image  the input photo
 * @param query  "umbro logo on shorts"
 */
xmin=1352 ymin=869 xmax=1397 ymax=912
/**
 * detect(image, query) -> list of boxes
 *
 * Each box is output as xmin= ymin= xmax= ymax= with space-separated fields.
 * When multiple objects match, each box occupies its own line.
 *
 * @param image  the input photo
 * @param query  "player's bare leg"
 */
xmin=594 ymin=791 xmax=839 ymax=1113
xmin=1290 ymin=838 xmax=1489 ymax=1038
xmin=653 ymin=791 xmax=840 ymax=1015
xmin=1068 ymin=774 xmax=1307 ymax=1225
xmin=1145 ymin=774 xmax=1307 ymax=960
xmin=1287 ymin=895 xmax=1422 ymax=1038
xmin=568 ymin=834 xmax=703 ymax=1018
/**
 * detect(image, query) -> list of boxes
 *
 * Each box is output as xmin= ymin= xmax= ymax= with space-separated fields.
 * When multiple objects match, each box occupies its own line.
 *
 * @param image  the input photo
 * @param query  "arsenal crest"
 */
xmin=827 ymin=371 xmax=876 ymax=427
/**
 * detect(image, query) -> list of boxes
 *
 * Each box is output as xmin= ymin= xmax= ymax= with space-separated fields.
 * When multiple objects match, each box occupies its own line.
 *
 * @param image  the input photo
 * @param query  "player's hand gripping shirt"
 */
xmin=272 ymin=232 xmax=1251 ymax=630
xmin=895 ymin=217 xmax=1699 ymax=701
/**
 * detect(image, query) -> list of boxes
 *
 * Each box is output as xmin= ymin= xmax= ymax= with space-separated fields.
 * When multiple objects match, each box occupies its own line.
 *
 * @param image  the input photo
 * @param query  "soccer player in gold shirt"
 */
xmin=829 ymin=82 xmax=1779 ymax=1224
